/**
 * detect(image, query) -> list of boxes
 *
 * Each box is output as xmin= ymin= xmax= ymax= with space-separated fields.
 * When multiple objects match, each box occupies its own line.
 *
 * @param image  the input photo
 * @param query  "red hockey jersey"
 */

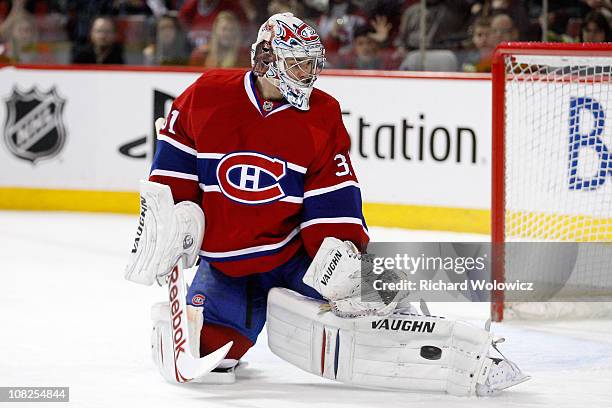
xmin=149 ymin=69 xmax=369 ymax=276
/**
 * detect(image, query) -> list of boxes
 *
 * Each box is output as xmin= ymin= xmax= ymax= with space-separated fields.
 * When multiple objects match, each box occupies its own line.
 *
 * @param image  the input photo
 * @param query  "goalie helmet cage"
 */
xmin=491 ymin=42 xmax=612 ymax=322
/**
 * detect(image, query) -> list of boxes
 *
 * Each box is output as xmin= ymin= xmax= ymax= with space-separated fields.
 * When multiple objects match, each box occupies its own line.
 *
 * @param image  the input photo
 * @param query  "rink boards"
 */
xmin=0 ymin=65 xmax=492 ymax=232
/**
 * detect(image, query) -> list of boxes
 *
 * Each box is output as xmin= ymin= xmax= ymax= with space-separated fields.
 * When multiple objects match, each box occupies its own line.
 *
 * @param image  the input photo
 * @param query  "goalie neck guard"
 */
xmin=251 ymin=13 xmax=325 ymax=111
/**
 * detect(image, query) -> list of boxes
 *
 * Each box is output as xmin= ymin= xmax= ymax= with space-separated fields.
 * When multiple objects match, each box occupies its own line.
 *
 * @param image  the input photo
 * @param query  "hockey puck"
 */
xmin=420 ymin=345 xmax=442 ymax=360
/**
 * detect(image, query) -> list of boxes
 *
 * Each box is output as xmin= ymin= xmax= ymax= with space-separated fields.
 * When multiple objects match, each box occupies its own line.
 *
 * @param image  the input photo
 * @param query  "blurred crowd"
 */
xmin=0 ymin=0 xmax=610 ymax=72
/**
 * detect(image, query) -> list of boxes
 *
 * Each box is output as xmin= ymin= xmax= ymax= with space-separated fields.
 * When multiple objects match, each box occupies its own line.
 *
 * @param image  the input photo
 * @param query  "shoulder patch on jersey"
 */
xmin=216 ymin=151 xmax=287 ymax=205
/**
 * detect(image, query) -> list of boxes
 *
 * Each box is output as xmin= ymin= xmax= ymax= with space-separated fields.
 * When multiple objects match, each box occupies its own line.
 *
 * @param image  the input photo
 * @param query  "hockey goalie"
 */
xmin=124 ymin=12 xmax=529 ymax=396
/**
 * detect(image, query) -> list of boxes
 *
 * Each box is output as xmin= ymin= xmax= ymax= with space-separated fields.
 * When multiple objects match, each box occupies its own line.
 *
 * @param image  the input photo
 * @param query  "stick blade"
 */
xmin=175 ymin=341 xmax=233 ymax=382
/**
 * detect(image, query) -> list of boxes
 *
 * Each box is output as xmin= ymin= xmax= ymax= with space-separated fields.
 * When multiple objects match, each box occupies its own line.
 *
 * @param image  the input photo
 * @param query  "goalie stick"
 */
xmin=166 ymin=261 xmax=232 ymax=382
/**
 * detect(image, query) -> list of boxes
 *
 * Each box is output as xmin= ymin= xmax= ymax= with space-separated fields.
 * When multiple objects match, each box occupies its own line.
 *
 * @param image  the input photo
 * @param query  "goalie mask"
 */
xmin=251 ymin=13 xmax=325 ymax=111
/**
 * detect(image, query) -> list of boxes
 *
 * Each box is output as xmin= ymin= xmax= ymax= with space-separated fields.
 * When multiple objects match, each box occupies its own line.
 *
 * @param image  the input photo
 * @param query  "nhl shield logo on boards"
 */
xmin=3 ymin=86 xmax=67 ymax=163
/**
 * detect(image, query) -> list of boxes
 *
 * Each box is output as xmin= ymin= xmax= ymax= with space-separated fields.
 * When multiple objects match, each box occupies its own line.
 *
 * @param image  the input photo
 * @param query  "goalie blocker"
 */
xmin=267 ymin=289 xmax=529 ymax=396
xmin=125 ymin=118 xmax=205 ymax=286
xmin=125 ymin=180 xmax=204 ymax=286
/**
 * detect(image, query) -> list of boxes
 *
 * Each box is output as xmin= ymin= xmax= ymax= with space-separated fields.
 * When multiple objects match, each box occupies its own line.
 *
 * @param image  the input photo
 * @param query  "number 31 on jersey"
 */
xmin=334 ymin=153 xmax=351 ymax=177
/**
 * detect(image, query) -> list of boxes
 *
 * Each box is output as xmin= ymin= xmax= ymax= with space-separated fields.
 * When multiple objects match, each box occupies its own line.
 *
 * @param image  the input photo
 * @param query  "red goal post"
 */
xmin=491 ymin=42 xmax=612 ymax=322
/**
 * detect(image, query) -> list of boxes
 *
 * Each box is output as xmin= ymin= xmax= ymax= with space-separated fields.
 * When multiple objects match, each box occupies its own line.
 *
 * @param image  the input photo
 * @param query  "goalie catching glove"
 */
xmin=125 ymin=180 xmax=204 ymax=286
xmin=302 ymin=237 xmax=410 ymax=318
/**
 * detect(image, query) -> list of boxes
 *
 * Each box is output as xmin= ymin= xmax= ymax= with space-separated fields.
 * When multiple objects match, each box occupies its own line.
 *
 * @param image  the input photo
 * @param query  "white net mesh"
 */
xmin=502 ymin=50 xmax=612 ymax=319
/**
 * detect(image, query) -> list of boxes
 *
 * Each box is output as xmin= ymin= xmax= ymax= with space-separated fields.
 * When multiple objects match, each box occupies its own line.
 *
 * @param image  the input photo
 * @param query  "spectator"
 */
xmin=488 ymin=13 xmax=519 ymax=47
xmin=143 ymin=14 xmax=192 ymax=65
xmin=0 ymin=12 xmax=54 ymax=63
xmin=178 ymin=0 xmax=254 ymax=47
xmin=267 ymin=0 xmax=304 ymax=17
xmin=0 ymin=0 xmax=66 ymax=58
xmin=581 ymin=10 xmax=612 ymax=42
xmin=189 ymin=10 xmax=249 ymax=68
xmin=368 ymin=15 xmax=393 ymax=47
xmin=581 ymin=0 xmax=612 ymax=23
xmin=395 ymin=0 xmax=471 ymax=54
xmin=1 ymin=0 xmax=28 ymax=40
xmin=540 ymin=8 xmax=578 ymax=43
xmin=65 ymin=1 xmax=114 ymax=44
xmin=460 ymin=16 xmax=493 ymax=72
xmin=470 ymin=0 xmax=530 ymax=37
xmin=111 ymin=0 xmax=152 ymax=15
xmin=317 ymin=0 xmax=367 ymax=55
xmin=337 ymin=24 xmax=393 ymax=70
xmin=145 ymin=0 xmax=171 ymax=17
xmin=72 ymin=15 xmax=124 ymax=64
xmin=0 ymin=0 xmax=606 ymax=71
xmin=362 ymin=0 xmax=406 ymax=48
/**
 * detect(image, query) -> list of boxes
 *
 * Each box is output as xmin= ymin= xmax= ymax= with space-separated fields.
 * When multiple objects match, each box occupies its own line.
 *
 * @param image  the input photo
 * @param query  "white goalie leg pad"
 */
xmin=151 ymin=302 xmax=205 ymax=382
xmin=125 ymin=181 xmax=204 ymax=286
xmin=267 ymin=288 xmax=495 ymax=396
xmin=151 ymin=302 xmax=242 ymax=384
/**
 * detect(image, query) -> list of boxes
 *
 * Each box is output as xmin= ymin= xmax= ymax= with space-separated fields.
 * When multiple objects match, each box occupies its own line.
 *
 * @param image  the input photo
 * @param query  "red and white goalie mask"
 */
xmin=251 ymin=13 xmax=325 ymax=111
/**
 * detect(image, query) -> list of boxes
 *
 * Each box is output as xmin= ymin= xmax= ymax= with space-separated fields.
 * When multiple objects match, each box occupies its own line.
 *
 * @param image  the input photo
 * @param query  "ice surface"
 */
xmin=1 ymin=211 xmax=611 ymax=407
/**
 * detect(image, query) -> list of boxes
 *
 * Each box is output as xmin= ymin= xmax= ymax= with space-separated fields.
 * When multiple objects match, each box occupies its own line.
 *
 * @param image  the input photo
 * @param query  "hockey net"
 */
xmin=491 ymin=43 xmax=612 ymax=321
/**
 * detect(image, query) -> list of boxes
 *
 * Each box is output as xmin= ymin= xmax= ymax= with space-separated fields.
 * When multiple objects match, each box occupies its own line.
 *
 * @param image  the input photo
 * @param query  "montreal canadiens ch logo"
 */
xmin=216 ymin=152 xmax=287 ymax=204
xmin=191 ymin=294 xmax=205 ymax=306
